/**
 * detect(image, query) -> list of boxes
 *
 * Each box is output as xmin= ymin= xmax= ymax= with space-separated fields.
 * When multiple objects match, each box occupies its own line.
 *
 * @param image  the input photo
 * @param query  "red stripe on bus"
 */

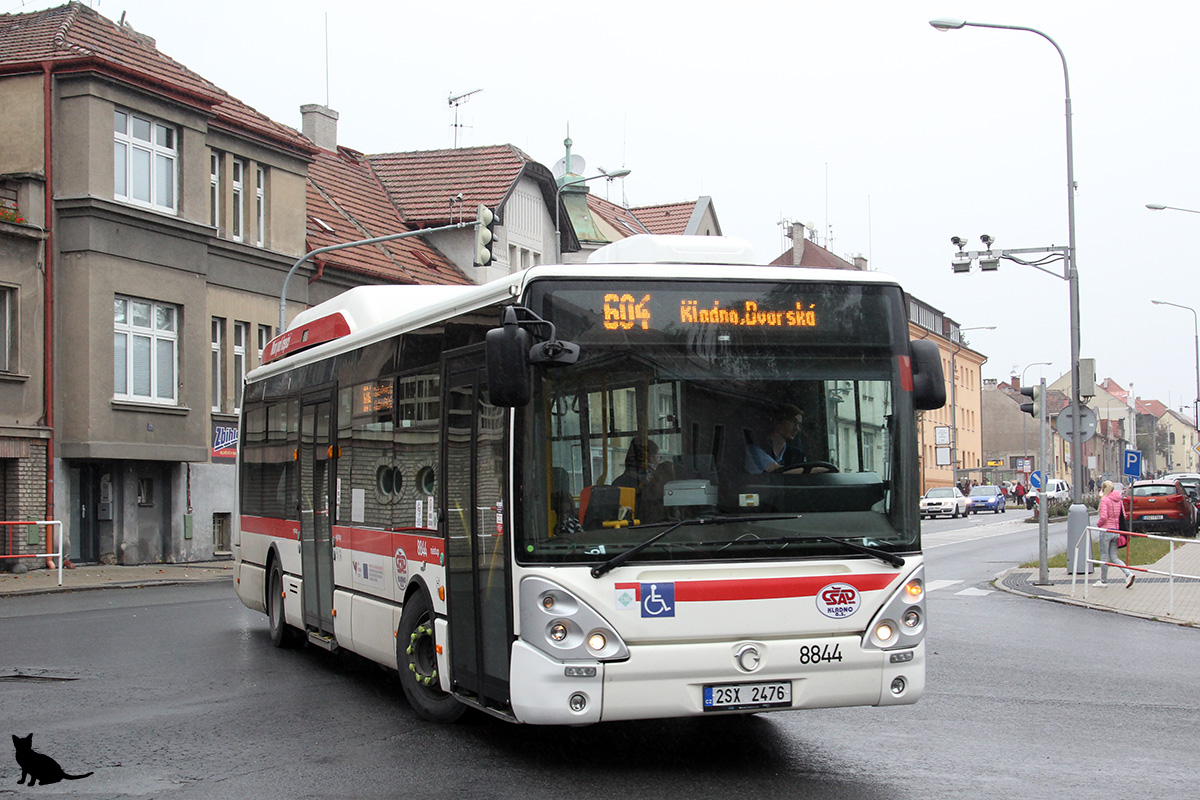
xmin=241 ymin=515 xmax=299 ymax=540
xmin=675 ymin=573 xmax=896 ymax=602
xmin=898 ymin=354 xmax=913 ymax=392
xmin=333 ymin=525 xmax=443 ymax=564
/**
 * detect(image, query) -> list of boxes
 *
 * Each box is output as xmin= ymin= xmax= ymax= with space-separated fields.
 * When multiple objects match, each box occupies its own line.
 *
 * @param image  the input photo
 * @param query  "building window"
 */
xmin=138 ymin=477 xmax=154 ymax=506
xmin=257 ymin=324 xmax=272 ymax=367
xmin=256 ymin=166 xmax=266 ymax=247
xmin=209 ymin=152 xmax=221 ymax=230
xmin=231 ymin=160 xmax=245 ymax=242
xmin=211 ymin=317 xmax=224 ymax=412
xmin=114 ymin=296 xmax=178 ymax=404
xmin=114 ymin=109 xmax=177 ymax=213
xmin=233 ymin=321 xmax=247 ymax=413
xmin=0 ymin=286 xmax=12 ymax=372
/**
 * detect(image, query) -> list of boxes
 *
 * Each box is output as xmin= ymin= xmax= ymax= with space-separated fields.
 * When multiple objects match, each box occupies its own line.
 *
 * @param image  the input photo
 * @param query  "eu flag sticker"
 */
xmin=640 ymin=582 xmax=675 ymax=618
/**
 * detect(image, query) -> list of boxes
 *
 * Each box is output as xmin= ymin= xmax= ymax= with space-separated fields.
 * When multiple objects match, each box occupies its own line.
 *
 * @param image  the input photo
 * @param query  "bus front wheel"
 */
xmin=397 ymin=591 xmax=465 ymax=724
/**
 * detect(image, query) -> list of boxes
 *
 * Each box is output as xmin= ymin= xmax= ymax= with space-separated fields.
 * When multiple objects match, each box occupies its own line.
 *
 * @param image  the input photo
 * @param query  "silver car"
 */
xmin=920 ymin=486 xmax=970 ymax=519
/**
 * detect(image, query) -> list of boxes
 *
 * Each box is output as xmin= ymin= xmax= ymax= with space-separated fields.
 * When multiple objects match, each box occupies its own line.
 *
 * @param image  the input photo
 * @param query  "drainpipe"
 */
xmin=41 ymin=62 xmax=57 ymax=570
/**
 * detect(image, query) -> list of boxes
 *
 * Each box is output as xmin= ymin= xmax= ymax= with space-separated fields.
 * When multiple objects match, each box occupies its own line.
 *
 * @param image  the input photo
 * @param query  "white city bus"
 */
xmin=233 ymin=235 xmax=946 ymax=725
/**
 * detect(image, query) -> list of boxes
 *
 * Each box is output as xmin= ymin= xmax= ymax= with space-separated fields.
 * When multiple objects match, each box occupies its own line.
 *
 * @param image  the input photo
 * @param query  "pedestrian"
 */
xmin=1094 ymin=480 xmax=1134 ymax=588
xmin=1014 ymin=481 xmax=1026 ymax=508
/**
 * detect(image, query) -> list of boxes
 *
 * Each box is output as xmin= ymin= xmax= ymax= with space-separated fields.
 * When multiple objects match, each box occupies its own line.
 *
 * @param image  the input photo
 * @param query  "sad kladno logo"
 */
xmin=816 ymin=582 xmax=861 ymax=619
xmin=12 ymin=733 xmax=93 ymax=787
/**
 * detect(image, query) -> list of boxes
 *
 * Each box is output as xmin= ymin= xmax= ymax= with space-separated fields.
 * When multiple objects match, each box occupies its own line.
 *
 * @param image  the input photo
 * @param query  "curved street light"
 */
xmin=554 ymin=167 xmax=631 ymax=263
xmin=930 ymin=17 xmax=1084 ymax=507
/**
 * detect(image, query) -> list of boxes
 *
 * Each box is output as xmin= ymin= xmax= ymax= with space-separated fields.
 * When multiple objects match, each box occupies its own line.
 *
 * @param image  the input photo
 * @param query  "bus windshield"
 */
xmin=515 ymin=278 xmax=919 ymax=567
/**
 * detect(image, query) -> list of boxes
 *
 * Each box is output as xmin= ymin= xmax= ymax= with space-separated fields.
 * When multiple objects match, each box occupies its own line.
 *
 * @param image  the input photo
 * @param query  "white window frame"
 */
xmin=257 ymin=323 xmax=272 ymax=367
xmin=0 ymin=286 xmax=12 ymax=372
xmin=114 ymin=109 xmax=177 ymax=213
xmin=231 ymin=160 xmax=245 ymax=242
xmin=256 ymin=166 xmax=266 ymax=247
xmin=114 ymin=296 xmax=178 ymax=404
xmin=211 ymin=317 xmax=224 ymax=412
xmin=233 ymin=321 xmax=247 ymax=413
xmin=209 ymin=152 xmax=221 ymax=231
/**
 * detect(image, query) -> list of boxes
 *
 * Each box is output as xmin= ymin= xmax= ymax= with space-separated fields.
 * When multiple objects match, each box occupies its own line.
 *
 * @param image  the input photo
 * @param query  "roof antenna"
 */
xmin=448 ymin=89 xmax=482 ymax=148
xmin=324 ymin=13 xmax=330 ymax=107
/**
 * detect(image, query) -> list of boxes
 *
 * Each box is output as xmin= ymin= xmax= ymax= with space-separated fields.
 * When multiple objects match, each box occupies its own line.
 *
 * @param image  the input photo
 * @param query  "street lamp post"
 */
xmin=1152 ymin=299 xmax=1200 ymax=469
xmin=930 ymin=18 xmax=1085 ymax=508
xmin=554 ymin=167 xmax=631 ymax=263
xmin=949 ymin=325 xmax=996 ymax=487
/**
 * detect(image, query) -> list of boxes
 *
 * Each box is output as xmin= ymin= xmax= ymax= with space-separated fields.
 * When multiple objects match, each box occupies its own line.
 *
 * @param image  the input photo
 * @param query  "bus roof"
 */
xmin=253 ymin=238 xmax=903 ymax=381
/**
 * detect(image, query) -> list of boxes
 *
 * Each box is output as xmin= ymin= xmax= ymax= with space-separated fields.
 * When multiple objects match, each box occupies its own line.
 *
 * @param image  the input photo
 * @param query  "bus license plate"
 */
xmin=703 ymin=681 xmax=792 ymax=711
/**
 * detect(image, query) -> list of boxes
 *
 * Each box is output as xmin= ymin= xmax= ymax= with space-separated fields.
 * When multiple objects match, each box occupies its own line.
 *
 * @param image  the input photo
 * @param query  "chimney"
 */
xmin=1011 ymin=374 xmax=1020 ymax=391
xmin=301 ymin=104 xmax=339 ymax=151
xmin=853 ymin=254 xmax=868 ymax=271
xmin=789 ymin=222 xmax=806 ymax=266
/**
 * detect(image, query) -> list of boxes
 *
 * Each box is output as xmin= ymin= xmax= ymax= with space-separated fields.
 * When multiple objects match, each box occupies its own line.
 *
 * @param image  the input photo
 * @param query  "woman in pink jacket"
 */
xmin=1095 ymin=480 xmax=1134 ymax=588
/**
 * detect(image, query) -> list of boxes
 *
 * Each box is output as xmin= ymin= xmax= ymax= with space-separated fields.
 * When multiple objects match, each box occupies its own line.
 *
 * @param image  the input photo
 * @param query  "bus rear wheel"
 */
xmin=398 ymin=591 xmax=465 ymax=724
xmin=268 ymin=561 xmax=301 ymax=648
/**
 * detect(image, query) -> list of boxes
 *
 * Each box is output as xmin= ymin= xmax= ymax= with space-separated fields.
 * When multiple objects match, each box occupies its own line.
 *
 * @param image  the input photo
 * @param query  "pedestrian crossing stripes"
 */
xmin=926 ymin=579 xmax=993 ymax=597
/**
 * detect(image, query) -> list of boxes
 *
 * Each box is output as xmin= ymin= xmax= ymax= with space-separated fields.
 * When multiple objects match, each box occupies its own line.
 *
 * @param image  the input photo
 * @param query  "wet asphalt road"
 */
xmin=1 ymin=518 xmax=1197 ymax=799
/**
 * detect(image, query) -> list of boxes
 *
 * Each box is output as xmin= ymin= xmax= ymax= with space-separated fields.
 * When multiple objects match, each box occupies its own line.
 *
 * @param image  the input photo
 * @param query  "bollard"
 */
xmin=1066 ymin=503 xmax=1092 ymax=574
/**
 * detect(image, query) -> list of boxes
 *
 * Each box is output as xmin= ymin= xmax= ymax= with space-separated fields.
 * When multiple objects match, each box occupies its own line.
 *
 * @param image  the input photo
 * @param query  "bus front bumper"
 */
xmin=508 ymin=637 xmax=924 ymax=725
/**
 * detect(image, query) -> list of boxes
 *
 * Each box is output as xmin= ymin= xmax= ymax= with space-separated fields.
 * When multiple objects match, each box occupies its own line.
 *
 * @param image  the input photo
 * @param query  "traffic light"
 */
xmin=1019 ymin=385 xmax=1042 ymax=418
xmin=474 ymin=204 xmax=496 ymax=267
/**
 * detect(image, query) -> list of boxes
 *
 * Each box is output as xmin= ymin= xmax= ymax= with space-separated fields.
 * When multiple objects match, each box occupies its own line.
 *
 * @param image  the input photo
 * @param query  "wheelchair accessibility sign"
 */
xmin=641 ymin=582 xmax=675 ymax=618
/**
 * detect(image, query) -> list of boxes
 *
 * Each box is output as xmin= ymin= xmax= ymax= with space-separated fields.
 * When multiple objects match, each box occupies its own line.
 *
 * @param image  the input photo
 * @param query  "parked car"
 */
xmin=920 ymin=486 xmax=970 ymax=519
xmin=968 ymin=485 xmax=1006 ymax=514
xmin=1032 ymin=479 xmax=1071 ymax=507
xmin=1125 ymin=479 xmax=1198 ymax=536
xmin=1161 ymin=473 xmax=1200 ymax=502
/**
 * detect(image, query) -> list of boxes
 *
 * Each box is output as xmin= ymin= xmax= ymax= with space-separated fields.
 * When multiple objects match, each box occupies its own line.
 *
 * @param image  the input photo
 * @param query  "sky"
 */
xmin=7 ymin=0 xmax=1200 ymax=412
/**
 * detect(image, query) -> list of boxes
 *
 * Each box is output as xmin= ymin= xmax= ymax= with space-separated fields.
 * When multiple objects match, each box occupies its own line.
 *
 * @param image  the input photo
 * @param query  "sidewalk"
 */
xmin=0 ymin=559 xmax=233 ymax=597
xmin=998 ymin=541 xmax=1200 ymax=626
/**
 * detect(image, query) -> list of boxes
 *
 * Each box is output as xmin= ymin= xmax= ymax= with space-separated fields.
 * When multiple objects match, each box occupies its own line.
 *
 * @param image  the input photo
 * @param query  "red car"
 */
xmin=1125 ymin=479 xmax=1198 ymax=536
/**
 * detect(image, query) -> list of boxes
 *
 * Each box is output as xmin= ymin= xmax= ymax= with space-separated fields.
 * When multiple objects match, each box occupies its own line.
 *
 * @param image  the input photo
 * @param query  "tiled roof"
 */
xmin=586 ymin=194 xmax=650 ymax=238
xmin=630 ymin=200 xmax=697 ymax=235
xmin=769 ymin=237 xmax=857 ymax=269
xmin=306 ymin=148 xmax=468 ymax=285
xmin=367 ymin=145 xmax=535 ymax=226
xmin=0 ymin=3 xmax=313 ymax=155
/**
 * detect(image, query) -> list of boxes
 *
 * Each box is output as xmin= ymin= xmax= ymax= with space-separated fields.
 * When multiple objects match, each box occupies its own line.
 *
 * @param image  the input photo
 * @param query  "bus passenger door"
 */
xmin=441 ymin=346 xmax=512 ymax=712
xmin=299 ymin=392 xmax=336 ymax=639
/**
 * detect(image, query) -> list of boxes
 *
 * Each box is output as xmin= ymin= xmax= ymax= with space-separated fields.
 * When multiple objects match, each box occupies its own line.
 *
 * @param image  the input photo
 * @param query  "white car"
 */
xmin=920 ymin=486 xmax=970 ymax=519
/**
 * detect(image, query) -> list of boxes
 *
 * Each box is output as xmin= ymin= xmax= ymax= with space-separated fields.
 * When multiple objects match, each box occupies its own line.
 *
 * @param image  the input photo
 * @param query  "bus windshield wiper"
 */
xmin=589 ymin=514 xmax=800 ymax=579
xmin=818 ymin=536 xmax=905 ymax=568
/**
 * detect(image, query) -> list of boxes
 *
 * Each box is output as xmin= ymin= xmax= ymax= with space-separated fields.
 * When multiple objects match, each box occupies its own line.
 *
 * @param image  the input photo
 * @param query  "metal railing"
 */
xmin=0 ymin=520 xmax=63 ymax=586
xmin=1071 ymin=525 xmax=1200 ymax=615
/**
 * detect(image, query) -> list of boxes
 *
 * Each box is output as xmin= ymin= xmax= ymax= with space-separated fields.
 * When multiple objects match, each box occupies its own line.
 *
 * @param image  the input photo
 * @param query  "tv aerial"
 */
xmin=448 ymin=89 xmax=482 ymax=148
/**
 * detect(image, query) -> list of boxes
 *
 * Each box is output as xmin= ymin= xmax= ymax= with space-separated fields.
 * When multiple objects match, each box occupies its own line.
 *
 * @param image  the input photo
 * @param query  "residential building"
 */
xmin=984 ymin=377 xmax=1072 ymax=491
xmin=0 ymin=4 xmax=464 ymax=568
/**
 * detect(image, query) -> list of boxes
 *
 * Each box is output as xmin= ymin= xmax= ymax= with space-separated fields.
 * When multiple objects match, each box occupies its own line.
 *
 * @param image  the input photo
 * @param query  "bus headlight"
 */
xmin=862 ymin=564 xmax=926 ymax=652
xmin=520 ymin=577 xmax=629 ymax=662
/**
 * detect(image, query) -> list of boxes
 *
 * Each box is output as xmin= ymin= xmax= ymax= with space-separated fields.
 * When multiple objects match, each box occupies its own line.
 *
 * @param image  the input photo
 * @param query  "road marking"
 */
xmin=955 ymin=587 xmax=994 ymax=597
xmin=926 ymin=580 xmax=963 ymax=592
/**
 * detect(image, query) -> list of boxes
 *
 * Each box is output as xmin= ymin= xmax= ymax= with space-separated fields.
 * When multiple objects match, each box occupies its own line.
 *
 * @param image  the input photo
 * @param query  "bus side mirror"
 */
xmin=909 ymin=339 xmax=946 ymax=411
xmin=486 ymin=309 xmax=531 ymax=407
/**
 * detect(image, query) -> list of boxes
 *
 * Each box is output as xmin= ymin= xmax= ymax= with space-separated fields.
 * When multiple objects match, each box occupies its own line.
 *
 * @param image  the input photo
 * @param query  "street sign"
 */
xmin=935 ymin=426 xmax=951 ymax=446
xmin=1018 ymin=458 xmax=1032 ymax=474
xmin=1053 ymin=404 xmax=1097 ymax=442
xmin=1030 ymin=470 xmax=1043 ymax=489
xmin=1123 ymin=449 xmax=1142 ymax=479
